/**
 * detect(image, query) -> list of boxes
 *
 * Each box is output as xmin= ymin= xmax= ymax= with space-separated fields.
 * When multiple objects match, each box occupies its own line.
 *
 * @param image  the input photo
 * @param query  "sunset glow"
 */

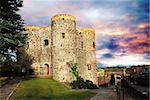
xmin=20 ymin=0 xmax=150 ymax=67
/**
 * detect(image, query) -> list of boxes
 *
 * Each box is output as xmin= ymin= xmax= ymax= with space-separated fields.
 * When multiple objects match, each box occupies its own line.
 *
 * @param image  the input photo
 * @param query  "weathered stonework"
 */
xmin=21 ymin=14 xmax=97 ymax=84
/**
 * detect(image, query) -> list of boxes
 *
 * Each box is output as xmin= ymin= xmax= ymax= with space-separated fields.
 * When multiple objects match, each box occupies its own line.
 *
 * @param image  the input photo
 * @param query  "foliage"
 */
xmin=70 ymin=77 xmax=85 ymax=89
xmin=0 ymin=0 xmax=27 ymax=64
xmin=69 ymin=63 xmax=98 ymax=89
xmin=70 ymin=77 xmax=98 ymax=89
xmin=69 ymin=63 xmax=79 ymax=79
xmin=10 ymin=78 xmax=96 ymax=100
xmin=0 ymin=62 xmax=35 ymax=77
xmin=0 ymin=63 xmax=22 ymax=77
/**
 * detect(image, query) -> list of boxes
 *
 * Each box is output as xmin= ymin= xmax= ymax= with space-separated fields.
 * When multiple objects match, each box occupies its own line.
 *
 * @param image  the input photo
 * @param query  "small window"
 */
xmin=26 ymin=42 xmax=29 ymax=49
xmin=62 ymin=33 xmax=65 ymax=38
xmin=81 ymin=42 xmax=83 ymax=48
xmin=44 ymin=39 xmax=49 ymax=46
xmin=87 ymin=64 xmax=91 ymax=70
xmin=62 ymin=18 xmax=64 ymax=20
xmin=93 ymin=42 xmax=95 ymax=48
xmin=79 ymin=32 xmax=81 ymax=35
xmin=52 ymin=21 xmax=54 ymax=24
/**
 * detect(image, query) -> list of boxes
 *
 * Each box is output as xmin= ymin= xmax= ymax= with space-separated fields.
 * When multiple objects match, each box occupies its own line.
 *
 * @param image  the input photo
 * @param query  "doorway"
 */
xmin=44 ymin=64 xmax=49 ymax=75
xmin=44 ymin=64 xmax=52 ymax=76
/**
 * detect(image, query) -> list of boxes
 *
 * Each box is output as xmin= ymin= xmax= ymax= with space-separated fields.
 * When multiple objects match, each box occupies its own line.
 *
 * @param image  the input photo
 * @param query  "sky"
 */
xmin=20 ymin=0 xmax=150 ymax=67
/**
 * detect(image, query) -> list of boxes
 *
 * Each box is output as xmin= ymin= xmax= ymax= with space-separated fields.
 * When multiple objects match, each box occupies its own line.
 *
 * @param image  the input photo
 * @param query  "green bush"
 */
xmin=69 ymin=63 xmax=98 ymax=89
xmin=70 ymin=77 xmax=98 ymax=89
xmin=0 ymin=66 xmax=14 ymax=77
xmin=0 ymin=65 xmax=22 ymax=77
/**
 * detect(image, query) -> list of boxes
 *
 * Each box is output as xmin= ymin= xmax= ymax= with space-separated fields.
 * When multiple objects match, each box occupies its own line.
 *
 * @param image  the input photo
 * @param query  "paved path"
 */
xmin=89 ymin=87 xmax=118 ymax=100
xmin=0 ymin=78 xmax=20 ymax=100
xmin=89 ymin=87 xmax=136 ymax=100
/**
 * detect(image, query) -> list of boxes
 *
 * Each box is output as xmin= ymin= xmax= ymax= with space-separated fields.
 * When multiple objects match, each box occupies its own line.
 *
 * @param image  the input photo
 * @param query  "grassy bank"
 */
xmin=11 ymin=78 xmax=95 ymax=100
xmin=0 ymin=77 xmax=9 ymax=87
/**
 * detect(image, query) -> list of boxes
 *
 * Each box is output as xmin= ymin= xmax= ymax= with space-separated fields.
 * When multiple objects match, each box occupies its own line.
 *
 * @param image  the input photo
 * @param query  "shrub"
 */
xmin=69 ymin=63 xmax=98 ymax=89
xmin=70 ymin=77 xmax=98 ymax=89
xmin=28 ymin=68 xmax=34 ymax=75
xmin=0 ymin=65 xmax=22 ymax=77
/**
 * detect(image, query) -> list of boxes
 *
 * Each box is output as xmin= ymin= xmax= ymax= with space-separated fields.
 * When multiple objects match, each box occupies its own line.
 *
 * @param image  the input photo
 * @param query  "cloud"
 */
xmin=20 ymin=0 xmax=150 ymax=67
xmin=97 ymin=53 xmax=150 ymax=67
xmin=101 ymin=53 xmax=113 ymax=59
xmin=137 ymin=22 xmax=149 ymax=29
xmin=116 ymin=33 xmax=150 ymax=54
xmin=96 ymin=49 xmax=110 ymax=55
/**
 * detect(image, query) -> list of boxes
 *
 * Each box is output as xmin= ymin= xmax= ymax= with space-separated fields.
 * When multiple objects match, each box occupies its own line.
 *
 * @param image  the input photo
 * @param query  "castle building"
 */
xmin=21 ymin=14 xmax=97 ymax=84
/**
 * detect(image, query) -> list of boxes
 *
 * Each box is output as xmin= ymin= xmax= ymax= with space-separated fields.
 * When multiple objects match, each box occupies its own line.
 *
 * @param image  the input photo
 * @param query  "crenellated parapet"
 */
xmin=77 ymin=28 xmax=95 ymax=34
xmin=51 ymin=14 xmax=76 ymax=21
xmin=25 ymin=26 xmax=50 ymax=31
xmin=80 ymin=28 xmax=95 ymax=32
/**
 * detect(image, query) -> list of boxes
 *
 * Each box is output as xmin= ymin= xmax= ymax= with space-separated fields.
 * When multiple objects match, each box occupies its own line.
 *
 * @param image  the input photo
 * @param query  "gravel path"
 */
xmin=0 ymin=78 xmax=20 ymax=100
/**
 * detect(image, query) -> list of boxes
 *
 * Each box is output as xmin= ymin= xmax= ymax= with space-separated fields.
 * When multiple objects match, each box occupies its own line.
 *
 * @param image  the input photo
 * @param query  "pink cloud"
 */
xmin=137 ymin=22 xmax=149 ymax=29
xmin=117 ymin=33 xmax=150 ymax=54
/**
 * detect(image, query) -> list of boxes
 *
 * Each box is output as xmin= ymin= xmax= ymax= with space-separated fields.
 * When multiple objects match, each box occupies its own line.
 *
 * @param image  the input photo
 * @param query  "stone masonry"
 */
xmin=21 ymin=14 xmax=97 ymax=84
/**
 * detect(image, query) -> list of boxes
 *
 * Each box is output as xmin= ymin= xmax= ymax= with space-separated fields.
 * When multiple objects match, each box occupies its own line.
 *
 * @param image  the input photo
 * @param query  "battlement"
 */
xmin=51 ymin=14 xmax=76 ymax=21
xmin=78 ymin=28 xmax=95 ymax=34
xmin=25 ymin=26 xmax=50 ymax=31
xmin=81 ymin=28 xmax=95 ymax=32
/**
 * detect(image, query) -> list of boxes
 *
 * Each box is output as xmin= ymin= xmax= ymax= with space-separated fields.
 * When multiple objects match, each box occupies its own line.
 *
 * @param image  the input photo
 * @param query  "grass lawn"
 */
xmin=11 ymin=78 xmax=96 ymax=100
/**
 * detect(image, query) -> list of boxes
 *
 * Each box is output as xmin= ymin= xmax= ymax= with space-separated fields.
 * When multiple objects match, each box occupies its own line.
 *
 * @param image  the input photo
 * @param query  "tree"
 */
xmin=0 ymin=0 xmax=27 ymax=64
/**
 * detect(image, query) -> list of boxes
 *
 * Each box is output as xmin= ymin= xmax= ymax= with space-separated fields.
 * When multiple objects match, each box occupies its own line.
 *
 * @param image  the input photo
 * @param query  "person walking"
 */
xmin=110 ymin=74 xmax=115 ymax=86
xmin=21 ymin=66 xmax=26 ymax=78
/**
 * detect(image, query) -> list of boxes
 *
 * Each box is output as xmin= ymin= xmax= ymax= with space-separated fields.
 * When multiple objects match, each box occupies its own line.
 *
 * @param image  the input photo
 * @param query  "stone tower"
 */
xmin=51 ymin=14 xmax=76 ymax=82
xmin=21 ymin=14 xmax=98 ymax=84
xmin=82 ymin=28 xmax=97 ymax=84
xmin=76 ymin=28 xmax=97 ymax=84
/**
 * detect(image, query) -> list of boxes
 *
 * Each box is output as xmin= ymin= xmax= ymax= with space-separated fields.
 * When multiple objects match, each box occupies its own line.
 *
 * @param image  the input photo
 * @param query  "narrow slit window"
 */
xmin=62 ymin=33 xmax=65 ymax=38
xmin=81 ymin=42 xmax=83 ymax=48
xmin=44 ymin=39 xmax=49 ymax=46
xmin=93 ymin=42 xmax=95 ymax=48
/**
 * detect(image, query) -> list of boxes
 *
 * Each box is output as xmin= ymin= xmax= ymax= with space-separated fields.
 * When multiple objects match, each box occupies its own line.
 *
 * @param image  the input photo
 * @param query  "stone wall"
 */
xmin=75 ymin=29 xmax=86 ymax=80
xmin=24 ymin=26 xmax=52 ymax=76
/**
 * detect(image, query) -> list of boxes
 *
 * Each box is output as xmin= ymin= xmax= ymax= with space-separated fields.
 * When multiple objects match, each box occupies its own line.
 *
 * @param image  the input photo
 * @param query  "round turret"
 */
xmin=78 ymin=28 xmax=97 ymax=84
xmin=51 ymin=14 xmax=76 ymax=82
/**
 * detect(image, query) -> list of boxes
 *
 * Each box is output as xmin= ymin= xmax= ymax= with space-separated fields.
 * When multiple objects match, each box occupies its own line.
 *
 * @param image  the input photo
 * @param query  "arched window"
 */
xmin=44 ymin=39 xmax=49 ymax=46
